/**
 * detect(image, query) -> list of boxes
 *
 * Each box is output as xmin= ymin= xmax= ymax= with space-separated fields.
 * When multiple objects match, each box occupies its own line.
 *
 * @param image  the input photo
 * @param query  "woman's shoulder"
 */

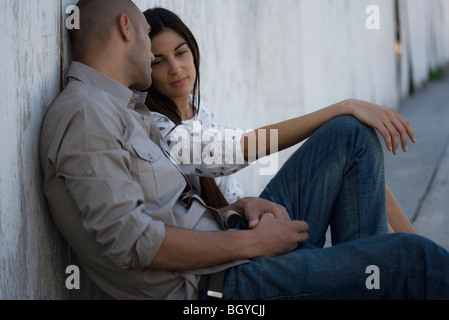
xmin=150 ymin=110 xmax=173 ymax=123
xmin=149 ymin=111 xmax=176 ymax=138
xmin=196 ymin=100 xmax=218 ymax=127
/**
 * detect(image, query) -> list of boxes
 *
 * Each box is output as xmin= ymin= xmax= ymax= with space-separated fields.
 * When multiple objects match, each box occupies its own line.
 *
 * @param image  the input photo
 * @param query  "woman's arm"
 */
xmin=242 ymin=99 xmax=417 ymax=161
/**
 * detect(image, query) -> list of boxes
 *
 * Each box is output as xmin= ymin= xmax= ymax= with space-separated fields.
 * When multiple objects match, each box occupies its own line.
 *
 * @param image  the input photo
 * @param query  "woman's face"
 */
xmin=150 ymin=28 xmax=197 ymax=104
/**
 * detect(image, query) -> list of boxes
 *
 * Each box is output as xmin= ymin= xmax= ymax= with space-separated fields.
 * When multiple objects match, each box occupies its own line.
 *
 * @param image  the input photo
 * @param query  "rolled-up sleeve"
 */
xmin=56 ymin=105 xmax=165 ymax=270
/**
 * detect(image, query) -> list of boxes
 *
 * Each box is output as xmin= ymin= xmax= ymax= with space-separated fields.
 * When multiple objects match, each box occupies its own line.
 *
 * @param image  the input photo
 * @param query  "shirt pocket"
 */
xmin=132 ymin=142 xmax=163 ymax=202
xmin=132 ymin=141 xmax=186 ymax=204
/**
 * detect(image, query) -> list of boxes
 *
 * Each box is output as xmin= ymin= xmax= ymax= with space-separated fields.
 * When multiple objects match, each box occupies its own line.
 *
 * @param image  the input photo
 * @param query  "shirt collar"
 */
xmin=67 ymin=61 xmax=137 ymax=109
xmin=128 ymin=90 xmax=148 ymax=111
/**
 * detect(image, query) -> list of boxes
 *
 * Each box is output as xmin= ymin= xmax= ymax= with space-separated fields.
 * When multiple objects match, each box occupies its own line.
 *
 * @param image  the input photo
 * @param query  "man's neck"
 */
xmin=77 ymin=54 xmax=130 ymax=88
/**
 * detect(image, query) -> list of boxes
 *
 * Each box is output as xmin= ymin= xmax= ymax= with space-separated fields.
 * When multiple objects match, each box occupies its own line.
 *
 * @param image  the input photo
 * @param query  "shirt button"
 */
xmin=86 ymin=169 xmax=93 ymax=176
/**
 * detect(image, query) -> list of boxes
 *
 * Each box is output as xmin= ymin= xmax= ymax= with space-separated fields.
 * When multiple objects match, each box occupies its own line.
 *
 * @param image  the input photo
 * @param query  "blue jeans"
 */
xmin=200 ymin=116 xmax=449 ymax=300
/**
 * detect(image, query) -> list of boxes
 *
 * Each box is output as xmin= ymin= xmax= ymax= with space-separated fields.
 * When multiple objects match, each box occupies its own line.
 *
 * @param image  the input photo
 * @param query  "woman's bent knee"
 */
xmin=323 ymin=115 xmax=383 ymax=158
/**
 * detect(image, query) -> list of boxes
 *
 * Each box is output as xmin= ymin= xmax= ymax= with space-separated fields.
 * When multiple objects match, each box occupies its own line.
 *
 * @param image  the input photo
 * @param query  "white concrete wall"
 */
xmin=0 ymin=0 xmax=76 ymax=299
xmin=1 ymin=0 xmax=448 ymax=299
xmin=299 ymin=0 xmax=399 ymax=112
xmin=399 ymin=0 xmax=449 ymax=94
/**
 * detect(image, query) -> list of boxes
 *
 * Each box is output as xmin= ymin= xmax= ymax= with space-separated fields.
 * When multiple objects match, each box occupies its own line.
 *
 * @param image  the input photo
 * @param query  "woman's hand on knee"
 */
xmin=343 ymin=99 xmax=417 ymax=155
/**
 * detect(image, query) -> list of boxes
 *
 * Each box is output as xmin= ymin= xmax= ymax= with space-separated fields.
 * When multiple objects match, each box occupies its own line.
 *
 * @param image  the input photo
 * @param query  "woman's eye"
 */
xmin=152 ymin=59 xmax=163 ymax=66
xmin=177 ymin=50 xmax=188 ymax=56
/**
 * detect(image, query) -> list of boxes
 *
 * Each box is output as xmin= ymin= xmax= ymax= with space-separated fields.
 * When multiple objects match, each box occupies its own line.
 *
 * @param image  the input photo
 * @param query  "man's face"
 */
xmin=129 ymin=12 xmax=155 ymax=91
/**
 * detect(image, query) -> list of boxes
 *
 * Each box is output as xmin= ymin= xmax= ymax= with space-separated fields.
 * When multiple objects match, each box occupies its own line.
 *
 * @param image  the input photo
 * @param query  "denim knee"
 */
xmin=326 ymin=115 xmax=377 ymax=141
xmin=326 ymin=115 xmax=384 ymax=161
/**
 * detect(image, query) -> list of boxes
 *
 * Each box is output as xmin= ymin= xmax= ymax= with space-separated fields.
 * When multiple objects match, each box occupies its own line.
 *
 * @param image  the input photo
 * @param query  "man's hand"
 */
xmin=238 ymin=197 xmax=291 ymax=229
xmin=250 ymin=213 xmax=309 ymax=257
xmin=233 ymin=197 xmax=309 ymax=258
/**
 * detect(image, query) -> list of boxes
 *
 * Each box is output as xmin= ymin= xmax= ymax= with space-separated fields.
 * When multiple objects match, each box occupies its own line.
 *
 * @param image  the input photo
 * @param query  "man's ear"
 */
xmin=118 ymin=14 xmax=132 ymax=41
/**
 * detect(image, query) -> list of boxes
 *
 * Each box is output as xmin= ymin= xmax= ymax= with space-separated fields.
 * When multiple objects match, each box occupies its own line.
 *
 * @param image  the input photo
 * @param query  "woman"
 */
xmin=143 ymin=7 xmax=417 ymax=234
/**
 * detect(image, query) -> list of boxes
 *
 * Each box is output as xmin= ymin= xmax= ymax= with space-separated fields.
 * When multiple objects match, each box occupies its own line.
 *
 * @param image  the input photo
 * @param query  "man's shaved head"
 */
xmin=69 ymin=0 xmax=154 ymax=90
xmin=70 ymin=0 xmax=142 ymax=57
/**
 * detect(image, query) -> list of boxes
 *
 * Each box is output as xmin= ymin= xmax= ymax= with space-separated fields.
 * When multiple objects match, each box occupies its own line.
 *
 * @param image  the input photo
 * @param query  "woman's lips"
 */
xmin=170 ymin=77 xmax=188 ymax=87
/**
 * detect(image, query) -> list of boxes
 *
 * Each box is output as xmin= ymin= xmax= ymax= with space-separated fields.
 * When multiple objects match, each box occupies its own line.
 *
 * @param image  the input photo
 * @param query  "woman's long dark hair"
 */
xmin=144 ymin=8 xmax=229 ymax=209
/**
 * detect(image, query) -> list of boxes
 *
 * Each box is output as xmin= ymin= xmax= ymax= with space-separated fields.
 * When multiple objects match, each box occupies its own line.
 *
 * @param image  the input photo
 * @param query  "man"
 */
xmin=40 ymin=0 xmax=449 ymax=300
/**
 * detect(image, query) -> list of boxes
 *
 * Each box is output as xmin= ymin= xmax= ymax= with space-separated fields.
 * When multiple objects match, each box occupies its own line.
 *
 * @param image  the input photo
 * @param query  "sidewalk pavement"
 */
xmin=384 ymin=70 xmax=449 ymax=251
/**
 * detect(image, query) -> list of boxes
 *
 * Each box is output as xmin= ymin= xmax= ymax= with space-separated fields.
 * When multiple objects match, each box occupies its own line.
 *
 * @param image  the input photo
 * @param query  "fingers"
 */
xmin=381 ymin=110 xmax=417 ymax=155
xmin=399 ymin=114 xmax=417 ymax=144
xmin=260 ymin=215 xmax=309 ymax=245
xmin=270 ymin=204 xmax=291 ymax=222
xmin=247 ymin=217 xmax=260 ymax=229
xmin=254 ymin=214 xmax=310 ymax=256
xmin=291 ymin=219 xmax=309 ymax=231
xmin=249 ymin=207 xmax=290 ymax=229
xmin=349 ymin=100 xmax=417 ymax=154
xmin=264 ymin=215 xmax=309 ymax=235
xmin=260 ymin=213 xmax=308 ymax=233
xmin=285 ymin=220 xmax=310 ymax=247
xmin=383 ymin=119 xmax=401 ymax=155
xmin=246 ymin=202 xmax=291 ymax=229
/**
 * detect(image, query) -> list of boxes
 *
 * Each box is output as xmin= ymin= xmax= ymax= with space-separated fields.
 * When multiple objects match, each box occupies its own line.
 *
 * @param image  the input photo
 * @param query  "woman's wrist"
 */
xmin=338 ymin=99 xmax=356 ymax=116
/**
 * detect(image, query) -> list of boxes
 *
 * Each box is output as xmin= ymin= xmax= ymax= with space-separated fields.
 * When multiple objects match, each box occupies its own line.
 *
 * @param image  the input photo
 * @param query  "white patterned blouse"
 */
xmin=150 ymin=103 xmax=248 ymax=204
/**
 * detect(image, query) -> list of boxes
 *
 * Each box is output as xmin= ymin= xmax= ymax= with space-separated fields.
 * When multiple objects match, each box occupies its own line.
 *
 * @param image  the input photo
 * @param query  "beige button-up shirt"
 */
xmin=39 ymin=62 xmax=245 ymax=300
